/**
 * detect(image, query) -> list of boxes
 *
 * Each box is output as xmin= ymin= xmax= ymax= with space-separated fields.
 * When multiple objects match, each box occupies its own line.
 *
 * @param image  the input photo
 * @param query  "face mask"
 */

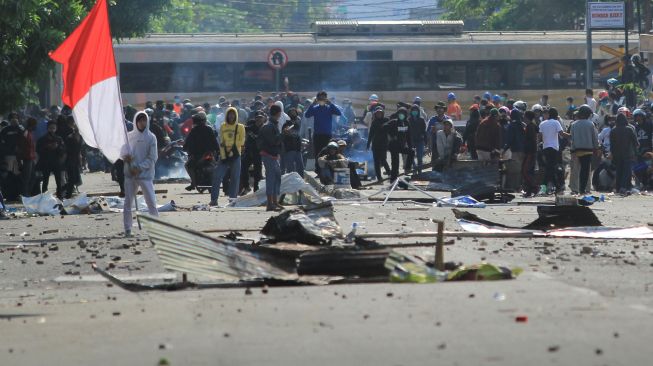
xmin=411 ymin=111 xmax=419 ymax=117
xmin=398 ymin=114 xmax=406 ymax=121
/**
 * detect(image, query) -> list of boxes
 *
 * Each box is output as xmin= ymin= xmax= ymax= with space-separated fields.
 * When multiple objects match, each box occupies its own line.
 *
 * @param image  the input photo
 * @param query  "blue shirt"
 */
xmin=304 ymin=103 xmax=341 ymax=135
xmin=34 ymin=119 xmax=49 ymax=141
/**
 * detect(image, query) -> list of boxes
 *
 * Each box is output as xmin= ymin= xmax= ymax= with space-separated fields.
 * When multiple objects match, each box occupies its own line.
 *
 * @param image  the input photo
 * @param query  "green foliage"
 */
xmin=149 ymin=0 xmax=331 ymax=33
xmin=149 ymin=0 xmax=254 ymax=33
xmin=441 ymin=0 xmax=607 ymax=31
xmin=0 ymin=0 xmax=173 ymax=114
xmin=1 ymin=0 xmax=329 ymax=113
xmin=0 ymin=0 xmax=85 ymax=113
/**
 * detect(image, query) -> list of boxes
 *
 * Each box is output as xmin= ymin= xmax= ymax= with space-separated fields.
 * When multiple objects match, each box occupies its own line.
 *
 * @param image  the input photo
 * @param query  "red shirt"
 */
xmin=18 ymin=130 xmax=36 ymax=161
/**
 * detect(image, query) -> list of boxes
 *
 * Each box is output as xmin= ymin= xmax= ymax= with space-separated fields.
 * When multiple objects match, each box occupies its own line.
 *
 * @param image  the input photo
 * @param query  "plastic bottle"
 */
xmin=344 ymin=222 xmax=358 ymax=243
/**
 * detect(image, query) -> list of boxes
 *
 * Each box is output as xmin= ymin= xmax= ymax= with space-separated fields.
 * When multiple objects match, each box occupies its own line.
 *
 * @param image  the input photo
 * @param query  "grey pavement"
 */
xmin=1 ymin=172 xmax=652 ymax=365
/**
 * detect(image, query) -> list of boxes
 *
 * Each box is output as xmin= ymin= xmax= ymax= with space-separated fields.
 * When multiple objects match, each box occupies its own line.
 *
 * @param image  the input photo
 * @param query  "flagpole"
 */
xmin=104 ymin=0 xmax=141 ymax=230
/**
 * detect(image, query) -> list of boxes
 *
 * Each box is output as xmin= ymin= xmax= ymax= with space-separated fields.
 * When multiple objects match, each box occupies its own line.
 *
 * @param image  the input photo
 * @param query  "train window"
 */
xmin=319 ymin=62 xmax=353 ymax=91
xmin=549 ymin=61 xmax=584 ymax=88
xmin=435 ymin=64 xmax=466 ymax=89
xmin=396 ymin=64 xmax=433 ymax=90
xmin=168 ymin=64 xmax=198 ymax=92
xmin=239 ymin=63 xmax=274 ymax=91
xmin=281 ymin=63 xmax=319 ymax=91
xmin=357 ymin=62 xmax=395 ymax=91
xmin=120 ymin=63 xmax=174 ymax=93
xmin=515 ymin=62 xmax=545 ymax=88
xmin=200 ymin=63 xmax=235 ymax=91
xmin=470 ymin=63 xmax=508 ymax=89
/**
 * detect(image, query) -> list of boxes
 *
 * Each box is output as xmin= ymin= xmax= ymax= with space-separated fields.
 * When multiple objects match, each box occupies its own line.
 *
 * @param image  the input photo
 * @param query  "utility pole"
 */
xmin=586 ymin=1 xmax=593 ymax=89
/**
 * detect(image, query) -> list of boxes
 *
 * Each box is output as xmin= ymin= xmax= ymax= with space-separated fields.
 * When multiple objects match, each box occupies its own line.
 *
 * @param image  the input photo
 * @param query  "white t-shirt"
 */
xmin=585 ymin=97 xmax=597 ymax=112
xmin=539 ymin=119 xmax=563 ymax=150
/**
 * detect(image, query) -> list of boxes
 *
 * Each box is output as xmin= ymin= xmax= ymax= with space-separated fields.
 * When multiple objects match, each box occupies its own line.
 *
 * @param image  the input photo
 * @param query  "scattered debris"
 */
xmin=229 ymin=172 xmax=322 ymax=208
xmin=261 ymin=202 xmax=344 ymax=245
xmin=454 ymin=208 xmax=653 ymax=239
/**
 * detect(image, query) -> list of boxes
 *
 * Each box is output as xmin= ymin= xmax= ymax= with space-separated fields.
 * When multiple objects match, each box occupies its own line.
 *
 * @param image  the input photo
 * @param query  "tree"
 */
xmin=149 ymin=0 xmax=255 ymax=33
xmin=440 ymin=0 xmax=620 ymax=31
xmin=0 ymin=0 xmax=173 ymax=114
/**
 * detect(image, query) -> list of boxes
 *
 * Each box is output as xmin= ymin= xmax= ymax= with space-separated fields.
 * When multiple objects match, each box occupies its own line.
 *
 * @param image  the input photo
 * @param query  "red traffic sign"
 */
xmin=268 ymin=49 xmax=288 ymax=70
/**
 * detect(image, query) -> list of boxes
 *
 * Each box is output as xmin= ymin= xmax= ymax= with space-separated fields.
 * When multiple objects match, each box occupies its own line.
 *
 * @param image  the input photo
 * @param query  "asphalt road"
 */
xmin=1 ymin=172 xmax=652 ymax=366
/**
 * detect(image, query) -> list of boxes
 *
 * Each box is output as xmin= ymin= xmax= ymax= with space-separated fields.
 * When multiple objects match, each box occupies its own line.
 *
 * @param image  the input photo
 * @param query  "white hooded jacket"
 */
xmin=274 ymin=101 xmax=291 ymax=132
xmin=121 ymin=111 xmax=158 ymax=180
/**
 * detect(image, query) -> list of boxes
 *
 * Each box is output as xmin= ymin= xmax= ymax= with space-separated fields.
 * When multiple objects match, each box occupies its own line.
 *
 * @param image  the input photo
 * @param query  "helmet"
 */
xmin=493 ymin=94 xmax=502 ymax=102
xmin=327 ymin=141 xmax=339 ymax=149
xmin=607 ymin=78 xmax=619 ymax=86
xmin=499 ymin=106 xmax=511 ymax=114
xmin=531 ymin=104 xmax=543 ymax=112
xmin=369 ymin=94 xmax=379 ymax=101
xmin=447 ymin=92 xmax=456 ymax=100
xmin=633 ymin=108 xmax=645 ymax=117
xmin=414 ymin=96 xmax=422 ymax=103
xmin=513 ymin=100 xmax=527 ymax=112
xmin=618 ymin=106 xmax=632 ymax=118
xmin=483 ymin=91 xmax=492 ymax=100
xmin=598 ymin=90 xmax=609 ymax=100
xmin=347 ymin=128 xmax=360 ymax=140
xmin=577 ymin=105 xmax=594 ymax=119
xmin=192 ymin=111 xmax=207 ymax=125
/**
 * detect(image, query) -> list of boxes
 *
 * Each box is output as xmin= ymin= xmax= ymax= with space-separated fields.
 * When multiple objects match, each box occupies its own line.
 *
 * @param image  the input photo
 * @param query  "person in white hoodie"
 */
xmin=274 ymin=100 xmax=290 ymax=132
xmin=121 ymin=111 xmax=159 ymax=236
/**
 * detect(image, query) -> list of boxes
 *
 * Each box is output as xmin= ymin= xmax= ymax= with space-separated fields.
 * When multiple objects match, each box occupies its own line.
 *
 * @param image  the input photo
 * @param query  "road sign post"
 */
xmin=587 ymin=1 xmax=626 ymax=89
xmin=267 ymin=49 xmax=288 ymax=92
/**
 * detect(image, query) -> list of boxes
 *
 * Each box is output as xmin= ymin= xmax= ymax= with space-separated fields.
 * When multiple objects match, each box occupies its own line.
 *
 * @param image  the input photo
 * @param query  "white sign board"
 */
xmin=589 ymin=2 xmax=625 ymax=29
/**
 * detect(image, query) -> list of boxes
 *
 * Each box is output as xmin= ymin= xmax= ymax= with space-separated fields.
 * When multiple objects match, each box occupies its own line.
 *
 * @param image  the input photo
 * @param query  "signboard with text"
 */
xmin=589 ymin=2 xmax=625 ymax=29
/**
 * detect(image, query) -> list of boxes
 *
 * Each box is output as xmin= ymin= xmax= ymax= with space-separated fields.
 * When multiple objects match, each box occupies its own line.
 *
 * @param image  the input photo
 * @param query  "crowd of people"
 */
xmin=2 ymin=81 xmax=652 ymax=219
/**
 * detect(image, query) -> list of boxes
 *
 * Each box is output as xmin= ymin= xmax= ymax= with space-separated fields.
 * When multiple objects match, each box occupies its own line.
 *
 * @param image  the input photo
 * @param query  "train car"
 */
xmin=49 ymin=20 xmax=637 ymax=110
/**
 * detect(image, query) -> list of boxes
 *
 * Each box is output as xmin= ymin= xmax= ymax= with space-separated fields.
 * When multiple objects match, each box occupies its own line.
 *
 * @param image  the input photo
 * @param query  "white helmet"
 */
xmin=513 ymin=100 xmax=527 ymax=112
xmin=531 ymin=104 xmax=543 ymax=112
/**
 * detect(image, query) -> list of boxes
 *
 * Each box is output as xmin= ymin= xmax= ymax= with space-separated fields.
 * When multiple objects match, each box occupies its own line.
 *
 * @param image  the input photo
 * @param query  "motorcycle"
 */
xmin=194 ymin=152 xmax=216 ymax=194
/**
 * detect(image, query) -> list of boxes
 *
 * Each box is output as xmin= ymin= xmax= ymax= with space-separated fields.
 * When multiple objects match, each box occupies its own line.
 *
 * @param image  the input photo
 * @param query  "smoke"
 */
xmin=155 ymin=157 xmax=189 ymax=181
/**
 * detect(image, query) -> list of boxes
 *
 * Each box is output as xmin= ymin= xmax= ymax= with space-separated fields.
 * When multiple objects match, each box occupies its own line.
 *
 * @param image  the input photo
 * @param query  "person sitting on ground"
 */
xmin=317 ymin=142 xmax=348 ymax=185
xmin=183 ymin=112 xmax=219 ymax=191
xmin=335 ymin=140 xmax=362 ymax=189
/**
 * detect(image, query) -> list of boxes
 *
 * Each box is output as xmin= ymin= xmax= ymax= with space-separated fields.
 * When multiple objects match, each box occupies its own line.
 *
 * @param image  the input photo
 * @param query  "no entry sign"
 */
xmin=268 ymin=49 xmax=288 ymax=70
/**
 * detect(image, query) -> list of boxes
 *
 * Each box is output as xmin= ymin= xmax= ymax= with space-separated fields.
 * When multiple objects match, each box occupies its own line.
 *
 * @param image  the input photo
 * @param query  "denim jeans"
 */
xmin=262 ymin=155 xmax=281 ymax=196
xmin=282 ymin=150 xmax=304 ymax=177
xmin=412 ymin=141 xmax=425 ymax=172
xmin=211 ymin=156 xmax=241 ymax=201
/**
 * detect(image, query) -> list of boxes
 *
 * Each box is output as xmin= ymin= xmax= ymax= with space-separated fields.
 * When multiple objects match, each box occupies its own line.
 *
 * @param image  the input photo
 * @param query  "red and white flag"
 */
xmin=50 ymin=0 xmax=126 ymax=163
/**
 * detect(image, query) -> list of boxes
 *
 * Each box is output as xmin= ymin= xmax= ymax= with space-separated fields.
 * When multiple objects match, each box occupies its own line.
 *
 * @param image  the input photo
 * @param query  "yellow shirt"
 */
xmin=219 ymin=122 xmax=246 ymax=160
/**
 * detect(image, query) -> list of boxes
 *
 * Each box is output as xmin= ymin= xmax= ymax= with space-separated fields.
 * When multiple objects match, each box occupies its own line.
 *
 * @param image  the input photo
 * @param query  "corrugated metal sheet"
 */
xmin=137 ymin=215 xmax=296 ymax=281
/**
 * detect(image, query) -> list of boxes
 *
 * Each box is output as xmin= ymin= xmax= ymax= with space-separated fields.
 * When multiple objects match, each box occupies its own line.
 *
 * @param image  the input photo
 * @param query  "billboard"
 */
xmin=589 ymin=2 xmax=625 ymax=29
